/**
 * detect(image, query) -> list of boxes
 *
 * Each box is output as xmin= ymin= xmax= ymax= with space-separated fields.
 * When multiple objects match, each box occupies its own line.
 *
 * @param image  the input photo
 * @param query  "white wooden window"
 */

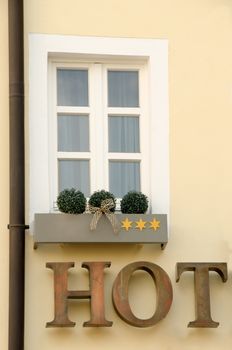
xmin=50 ymin=61 xmax=149 ymax=207
xmin=29 ymin=34 xmax=169 ymax=223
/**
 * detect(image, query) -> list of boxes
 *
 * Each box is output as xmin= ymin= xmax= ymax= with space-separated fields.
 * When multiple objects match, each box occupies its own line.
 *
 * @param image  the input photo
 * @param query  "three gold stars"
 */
xmin=121 ymin=217 xmax=161 ymax=231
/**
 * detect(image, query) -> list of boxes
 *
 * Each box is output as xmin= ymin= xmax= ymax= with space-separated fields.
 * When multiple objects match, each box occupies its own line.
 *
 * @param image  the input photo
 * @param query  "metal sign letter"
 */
xmin=176 ymin=262 xmax=227 ymax=328
xmin=46 ymin=262 xmax=113 ymax=327
xmin=112 ymin=261 xmax=173 ymax=327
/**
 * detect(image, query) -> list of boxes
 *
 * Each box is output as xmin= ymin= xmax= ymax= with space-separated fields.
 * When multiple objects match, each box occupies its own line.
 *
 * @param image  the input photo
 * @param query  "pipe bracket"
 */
xmin=7 ymin=224 xmax=30 ymax=230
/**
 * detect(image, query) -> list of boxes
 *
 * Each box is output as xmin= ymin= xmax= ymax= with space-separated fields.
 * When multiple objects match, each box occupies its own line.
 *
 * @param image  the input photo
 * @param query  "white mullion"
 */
xmin=108 ymin=153 xmax=142 ymax=161
xmin=107 ymin=107 xmax=141 ymax=115
xmin=49 ymin=64 xmax=59 ymax=210
xmin=90 ymin=64 xmax=105 ymax=192
xmin=56 ymin=106 xmax=90 ymax=114
xmin=57 ymin=152 xmax=91 ymax=159
xmin=88 ymin=64 xmax=95 ymax=192
xmin=102 ymin=65 xmax=110 ymax=191
xmin=139 ymin=64 xmax=150 ymax=202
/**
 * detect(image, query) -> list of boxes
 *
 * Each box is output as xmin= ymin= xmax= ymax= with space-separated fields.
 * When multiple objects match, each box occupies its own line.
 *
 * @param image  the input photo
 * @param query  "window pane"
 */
xmin=58 ymin=114 xmax=89 ymax=152
xmin=109 ymin=161 xmax=140 ymax=198
xmin=58 ymin=160 xmax=90 ymax=196
xmin=108 ymin=71 xmax=139 ymax=107
xmin=57 ymin=69 xmax=88 ymax=106
xmin=108 ymin=115 xmax=139 ymax=152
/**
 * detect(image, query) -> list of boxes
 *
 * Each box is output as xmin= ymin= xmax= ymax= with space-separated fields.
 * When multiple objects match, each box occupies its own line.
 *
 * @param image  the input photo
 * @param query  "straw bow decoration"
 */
xmin=89 ymin=198 xmax=119 ymax=234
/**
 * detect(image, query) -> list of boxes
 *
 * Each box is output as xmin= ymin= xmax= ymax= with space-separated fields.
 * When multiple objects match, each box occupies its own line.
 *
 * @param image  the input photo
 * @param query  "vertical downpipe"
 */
xmin=8 ymin=0 xmax=25 ymax=349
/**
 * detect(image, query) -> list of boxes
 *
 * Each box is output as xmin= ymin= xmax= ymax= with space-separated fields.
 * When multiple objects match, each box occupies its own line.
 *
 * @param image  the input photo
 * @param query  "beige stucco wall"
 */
xmin=1 ymin=0 xmax=232 ymax=349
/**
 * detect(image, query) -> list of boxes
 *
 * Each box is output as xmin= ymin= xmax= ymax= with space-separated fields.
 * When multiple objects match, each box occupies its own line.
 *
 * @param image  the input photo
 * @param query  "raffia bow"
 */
xmin=89 ymin=198 xmax=119 ymax=234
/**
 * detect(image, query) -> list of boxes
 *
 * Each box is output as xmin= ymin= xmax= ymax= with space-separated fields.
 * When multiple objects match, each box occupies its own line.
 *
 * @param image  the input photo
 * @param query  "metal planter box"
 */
xmin=34 ymin=213 xmax=168 ymax=249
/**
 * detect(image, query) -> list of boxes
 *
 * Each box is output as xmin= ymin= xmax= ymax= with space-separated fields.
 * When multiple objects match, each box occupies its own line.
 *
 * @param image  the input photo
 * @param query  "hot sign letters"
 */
xmin=46 ymin=261 xmax=227 ymax=328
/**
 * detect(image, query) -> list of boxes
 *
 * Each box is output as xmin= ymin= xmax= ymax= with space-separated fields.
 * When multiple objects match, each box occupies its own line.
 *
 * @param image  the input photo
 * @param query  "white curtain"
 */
xmin=108 ymin=70 xmax=139 ymax=107
xmin=108 ymin=70 xmax=140 ymax=196
xmin=58 ymin=114 xmax=89 ymax=152
xmin=57 ymin=69 xmax=88 ymax=106
xmin=109 ymin=161 xmax=140 ymax=198
xmin=108 ymin=115 xmax=139 ymax=153
xmin=58 ymin=160 xmax=90 ymax=196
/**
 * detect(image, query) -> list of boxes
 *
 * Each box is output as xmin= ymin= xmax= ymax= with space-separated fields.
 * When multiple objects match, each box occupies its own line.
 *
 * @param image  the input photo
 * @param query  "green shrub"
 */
xmin=57 ymin=188 xmax=86 ymax=214
xmin=121 ymin=191 xmax=148 ymax=214
xmin=89 ymin=190 xmax=116 ymax=212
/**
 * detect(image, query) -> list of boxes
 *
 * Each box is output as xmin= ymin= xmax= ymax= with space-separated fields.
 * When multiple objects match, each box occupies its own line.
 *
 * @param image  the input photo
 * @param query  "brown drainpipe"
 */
xmin=8 ymin=0 xmax=28 ymax=349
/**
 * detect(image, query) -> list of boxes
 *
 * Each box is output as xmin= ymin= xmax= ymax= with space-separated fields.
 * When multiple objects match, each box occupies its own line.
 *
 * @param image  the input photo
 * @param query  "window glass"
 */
xmin=109 ymin=161 xmax=140 ymax=197
xmin=108 ymin=71 xmax=139 ymax=107
xmin=57 ymin=69 xmax=88 ymax=106
xmin=58 ymin=114 xmax=89 ymax=152
xmin=108 ymin=115 xmax=140 ymax=153
xmin=58 ymin=159 xmax=90 ymax=196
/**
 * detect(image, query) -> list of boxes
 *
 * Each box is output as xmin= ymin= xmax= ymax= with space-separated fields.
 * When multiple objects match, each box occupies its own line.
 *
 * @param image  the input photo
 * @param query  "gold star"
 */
xmin=135 ymin=218 xmax=147 ymax=231
xmin=149 ymin=218 xmax=160 ymax=231
xmin=121 ymin=217 xmax=133 ymax=231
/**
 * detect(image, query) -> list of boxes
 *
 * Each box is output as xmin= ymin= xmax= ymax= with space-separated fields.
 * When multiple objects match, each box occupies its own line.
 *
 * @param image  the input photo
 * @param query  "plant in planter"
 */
xmin=88 ymin=190 xmax=116 ymax=212
xmin=121 ymin=191 xmax=148 ymax=214
xmin=57 ymin=188 xmax=86 ymax=214
xmin=35 ymin=189 xmax=167 ymax=248
xmin=88 ymin=190 xmax=118 ymax=232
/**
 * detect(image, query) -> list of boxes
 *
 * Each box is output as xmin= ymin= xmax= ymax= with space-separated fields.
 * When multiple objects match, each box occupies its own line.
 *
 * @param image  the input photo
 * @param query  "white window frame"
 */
xmin=50 ymin=61 xmax=149 ymax=208
xmin=29 ymin=34 xmax=169 ymax=224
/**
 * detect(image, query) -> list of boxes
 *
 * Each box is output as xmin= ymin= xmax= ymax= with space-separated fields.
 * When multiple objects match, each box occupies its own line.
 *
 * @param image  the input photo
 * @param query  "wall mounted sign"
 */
xmin=46 ymin=261 xmax=227 ymax=329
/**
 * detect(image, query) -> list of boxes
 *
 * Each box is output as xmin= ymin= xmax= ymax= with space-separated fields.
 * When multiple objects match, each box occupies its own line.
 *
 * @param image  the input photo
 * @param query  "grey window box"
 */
xmin=34 ymin=213 xmax=168 ymax=249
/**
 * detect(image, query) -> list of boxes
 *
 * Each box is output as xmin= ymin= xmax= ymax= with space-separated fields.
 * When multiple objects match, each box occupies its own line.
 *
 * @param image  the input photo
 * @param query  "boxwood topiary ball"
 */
xmin=57 ymin=188 xmax=86 ymax=214
xmin=121 ymin=191 xmax=148 ymax=214
xmin=89 ymin=190 xmax=116 ymax=212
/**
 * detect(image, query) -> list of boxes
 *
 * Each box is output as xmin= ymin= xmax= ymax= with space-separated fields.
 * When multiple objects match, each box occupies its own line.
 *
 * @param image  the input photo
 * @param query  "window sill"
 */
xmin=33 ymin=213 xmax=168 ymax=249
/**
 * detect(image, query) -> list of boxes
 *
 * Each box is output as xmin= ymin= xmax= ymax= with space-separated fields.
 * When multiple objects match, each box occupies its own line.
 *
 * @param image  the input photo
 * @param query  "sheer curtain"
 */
xmin=57 ymin=68 xmax=90 ymax=195
xmin=109 ymin=161 xmax=140 ymax=198
xmin=58 ymin=114 xmax=89 ymax=152
xmin=58 ymin=160 xmax=90 ymax=196
xmin=108 ymin=70 xmax=141 ymax=197
xmin=108 ymin=116 xmax=139 ymax=153
xmin=57 ymin=69 xmax=88 ymax=106
xmin=108 ymin=71 xmax=139 ymax=107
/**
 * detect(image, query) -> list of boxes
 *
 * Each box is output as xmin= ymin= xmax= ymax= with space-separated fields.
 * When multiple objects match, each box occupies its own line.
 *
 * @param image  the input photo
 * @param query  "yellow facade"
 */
xmin=1 ymin=1 xmax=232 ymax=349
